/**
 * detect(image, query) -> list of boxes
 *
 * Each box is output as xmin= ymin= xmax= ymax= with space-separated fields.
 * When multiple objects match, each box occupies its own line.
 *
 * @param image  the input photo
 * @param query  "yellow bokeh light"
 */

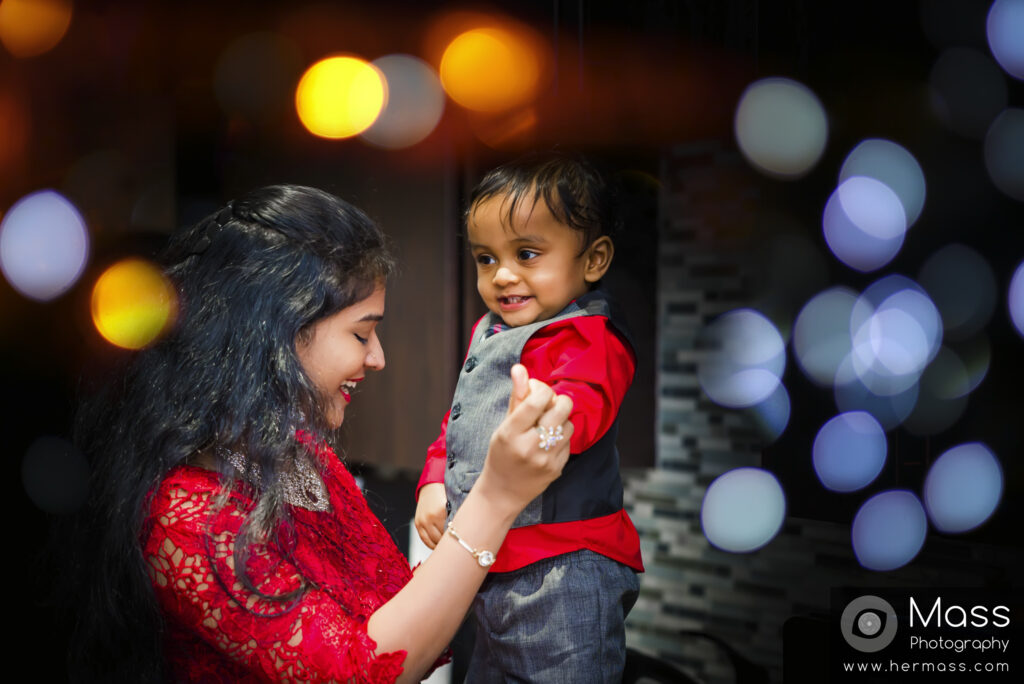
xmin=295 ymin=55 xmax=386 ymax=139
xmin=91 ymin=258 xmax=177 ymax=350
xmin=0 ymin=0 xmax=72 ymax=58
xmin=440 ymin=27 xmax=540 ymax=112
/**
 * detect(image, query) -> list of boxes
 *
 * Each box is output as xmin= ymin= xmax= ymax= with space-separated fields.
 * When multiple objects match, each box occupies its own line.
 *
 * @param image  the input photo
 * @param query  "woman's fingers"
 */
xmin=507 ymin=364 xmax=530 ymax=412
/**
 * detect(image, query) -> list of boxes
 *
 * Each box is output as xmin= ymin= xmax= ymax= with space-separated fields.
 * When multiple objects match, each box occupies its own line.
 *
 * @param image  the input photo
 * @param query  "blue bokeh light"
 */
xmin=823 ymin=177 xmax=906 ymax=272
xmin=852 ymin=490 xmax=928 ymax=571
xmin=701 ymin=467 xmax=786 ymax=553
xmin=1010 ymin=260 xmax=1024 ymax=337
xmin=984 ymin=108 xmax=1024 ymax=201
xmin=813 ymin=412 xmax=887 ymax=492
xmin=924 ymin=443 xmax=1003 ymax=533
xmin=987 ymin=0 xmax=1024 ymax=81
xmin=839 ymin=138 xmax=927 ymax=226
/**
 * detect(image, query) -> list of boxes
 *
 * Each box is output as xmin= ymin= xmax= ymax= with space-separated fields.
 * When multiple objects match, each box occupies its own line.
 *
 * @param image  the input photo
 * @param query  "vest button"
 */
xmin=450 ymin=403 xmax=461 ymax=420
xmin=464 ymin=356 xmax=477 ymax=372
xmin=446 ymin=501 xmax=452 ymax=514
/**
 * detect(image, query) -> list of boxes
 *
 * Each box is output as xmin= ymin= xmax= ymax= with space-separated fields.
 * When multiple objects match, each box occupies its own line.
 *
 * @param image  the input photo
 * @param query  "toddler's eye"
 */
xmin=518 ymin=249 xmax=539 ymax=261
xmin=476 ymin=254 xmax=496 ymax=265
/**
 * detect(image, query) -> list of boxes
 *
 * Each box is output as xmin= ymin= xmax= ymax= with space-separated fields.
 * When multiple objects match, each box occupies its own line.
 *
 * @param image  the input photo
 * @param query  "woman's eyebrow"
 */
xmin=358 ymin=313 xmax=384 ymax=322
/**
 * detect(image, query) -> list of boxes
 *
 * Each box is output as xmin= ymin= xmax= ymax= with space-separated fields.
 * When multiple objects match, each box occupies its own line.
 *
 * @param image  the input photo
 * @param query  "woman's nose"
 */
xmin=365 ymin=334 xmax=385 ymax=371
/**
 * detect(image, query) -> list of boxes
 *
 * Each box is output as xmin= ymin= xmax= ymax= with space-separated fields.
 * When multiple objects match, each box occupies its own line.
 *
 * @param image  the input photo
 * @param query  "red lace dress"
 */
xmin=142 ymin=437 xmax=414 ymax=683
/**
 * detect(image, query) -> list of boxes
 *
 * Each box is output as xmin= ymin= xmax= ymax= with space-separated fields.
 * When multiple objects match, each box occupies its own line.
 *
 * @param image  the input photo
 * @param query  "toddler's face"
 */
xmin=468 ymin=194 xmax=610 ymax=327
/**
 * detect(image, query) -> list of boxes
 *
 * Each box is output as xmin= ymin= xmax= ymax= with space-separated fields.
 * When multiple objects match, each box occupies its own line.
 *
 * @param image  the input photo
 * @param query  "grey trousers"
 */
xmin=465 ymin=549 xmax=640 ymax=683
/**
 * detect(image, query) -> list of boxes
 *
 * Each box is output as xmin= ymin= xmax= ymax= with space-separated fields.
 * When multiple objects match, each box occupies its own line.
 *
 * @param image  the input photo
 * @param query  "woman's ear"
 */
xmin=583 ymin=236 xmax=614 ymax=283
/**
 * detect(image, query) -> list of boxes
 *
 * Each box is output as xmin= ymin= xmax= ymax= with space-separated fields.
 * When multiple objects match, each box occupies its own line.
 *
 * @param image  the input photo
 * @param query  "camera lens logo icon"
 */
xmin=841 ymin=595 xmax=898 ymax=652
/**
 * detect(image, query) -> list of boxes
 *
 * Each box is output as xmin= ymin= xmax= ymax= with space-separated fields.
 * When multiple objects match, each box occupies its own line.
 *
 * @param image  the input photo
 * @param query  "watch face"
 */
xmin=477 ymin=550 xmax=496 ymax=567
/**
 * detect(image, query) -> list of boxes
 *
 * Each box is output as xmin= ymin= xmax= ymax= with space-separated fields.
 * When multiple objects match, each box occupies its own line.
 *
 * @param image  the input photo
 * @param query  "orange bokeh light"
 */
xmin=295 ymin=55 xmax=386 ymax=139
xmin=0 ymin=0 xmax=72 ymax=58
xmin=440 ymin=25 xmax=543 ymax=112
xmin=91 ymin=258 xmax=177 ymax=350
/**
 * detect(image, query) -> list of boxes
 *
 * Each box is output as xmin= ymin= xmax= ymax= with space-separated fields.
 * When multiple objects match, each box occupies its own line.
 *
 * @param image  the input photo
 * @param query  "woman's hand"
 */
xmin=474 ymin=364 xmax=573 ymax=519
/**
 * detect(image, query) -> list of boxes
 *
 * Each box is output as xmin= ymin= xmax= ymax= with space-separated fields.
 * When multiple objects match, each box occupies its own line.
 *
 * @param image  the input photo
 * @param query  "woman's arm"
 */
xmin=368 ymin=365 xmax=573 ymax=683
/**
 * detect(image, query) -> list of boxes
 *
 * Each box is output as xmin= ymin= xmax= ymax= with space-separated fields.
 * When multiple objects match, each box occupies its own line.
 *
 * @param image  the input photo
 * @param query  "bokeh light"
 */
xmin=0 ymin=189 xmax=89 ymax=301
xmin=813 ymin=412 xmax=887 ymax=493
xmin=214 ymin=32 xmax=302 ymax=125
xmin=734 ymin=77 xmax=828 ymax=179
xmin=0 ymin=0 xmax=72 ymax=58
xmin=852 ymin=490 xmax=928 ymax=571
xmin=22 ymin=435 xmax=89 ymax=514
xmin=744 ymin=383 xmax=791 ymax=444
xmin=924 ymin=443 xmax=1003 ymax=533
xmin=839 ymin=139 xmax=926 ymax=227
xmin=984 ymin=108 xmax=1024 ymax=201
xmin=440 ymin=26 xmax=542 ymax=112
xmin=953 ymin=335 xmax=991 ymax=394
xmin=701 ymin=467 xmax=786 ymax=553
xmin=987 ymin=0 xmax=1024 ymax=80
xmin=698 ymin=309 xmax=785 ymax=408
xmin=834 ymin=359 xmax=919 ymax=430
xmin=362 ymin=54 xmax=445 ymax=149
xmin=91 ymin=258 xmax=177 ymax=350
xmin=793 ymin=287 xmax=858 ymax=387
xmin=823 ymin=176 xmax=907 ymax=272
xmin=847 ymin=275 xmax=942 ymax=396
xmin=295 ymin=56 xmax=386 ymax=139
xmin=918 ymin=244 xmax=998 ymax=342
xmin=1009 ymin=259 xmax=1024 ymax=337
xmin=929 ymin=47 xmax=1007 ymax=139
xmin=902 ymin=346 xmax=970 ymax=436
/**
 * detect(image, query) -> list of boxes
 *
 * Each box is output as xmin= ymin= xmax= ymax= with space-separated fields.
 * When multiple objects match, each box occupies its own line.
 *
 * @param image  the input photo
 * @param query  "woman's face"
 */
xmin=296 ymin=286 xmax=386 ymax=428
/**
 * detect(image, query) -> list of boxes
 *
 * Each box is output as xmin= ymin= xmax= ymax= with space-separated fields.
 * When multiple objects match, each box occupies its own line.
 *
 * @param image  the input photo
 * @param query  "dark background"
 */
xmin=3 ymin=1 xmax=1023 ymax=680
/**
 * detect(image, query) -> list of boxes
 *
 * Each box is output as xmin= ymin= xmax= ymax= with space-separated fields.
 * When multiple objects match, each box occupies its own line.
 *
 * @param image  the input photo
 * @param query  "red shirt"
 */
xmin=418 ymin=315 xmax=644 ymax=573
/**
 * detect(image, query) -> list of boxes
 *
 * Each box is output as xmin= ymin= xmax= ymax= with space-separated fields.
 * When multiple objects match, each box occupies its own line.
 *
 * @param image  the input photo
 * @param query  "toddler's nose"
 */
xmin=493 ymin=266 xmax=519 ymax=286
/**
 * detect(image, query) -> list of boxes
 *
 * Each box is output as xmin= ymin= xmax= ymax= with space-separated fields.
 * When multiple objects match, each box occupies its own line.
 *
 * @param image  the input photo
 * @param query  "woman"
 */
xmin=68 ymin=185 xmax=573 ymax=682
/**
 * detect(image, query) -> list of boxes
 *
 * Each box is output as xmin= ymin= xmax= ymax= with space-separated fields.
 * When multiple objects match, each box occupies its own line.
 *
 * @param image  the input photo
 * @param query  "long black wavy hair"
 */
xmin=64 ymin=184 xmax=394 ymax=681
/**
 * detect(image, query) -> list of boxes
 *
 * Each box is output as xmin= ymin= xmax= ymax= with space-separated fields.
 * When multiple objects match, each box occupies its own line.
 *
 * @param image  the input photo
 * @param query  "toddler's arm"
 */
xmin=414 ymin=482 xmax=447 ymax=549
xmin=522 ymin=317 xmax=635 ymax=453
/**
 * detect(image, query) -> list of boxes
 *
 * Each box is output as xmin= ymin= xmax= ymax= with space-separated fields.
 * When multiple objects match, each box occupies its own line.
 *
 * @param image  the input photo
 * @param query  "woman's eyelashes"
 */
xmin=354 ymin=332 xmax=368 ymax=344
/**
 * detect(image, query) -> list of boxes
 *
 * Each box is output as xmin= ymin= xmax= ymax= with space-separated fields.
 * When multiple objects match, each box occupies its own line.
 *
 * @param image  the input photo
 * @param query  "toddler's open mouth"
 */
xmin=499 ymin=295 xmax=532 ymax=309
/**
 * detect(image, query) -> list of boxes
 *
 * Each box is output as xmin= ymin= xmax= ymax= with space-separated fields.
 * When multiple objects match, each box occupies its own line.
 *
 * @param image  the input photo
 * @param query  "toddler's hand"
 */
xmin=414 ymin=482 xmax=447 ymax=550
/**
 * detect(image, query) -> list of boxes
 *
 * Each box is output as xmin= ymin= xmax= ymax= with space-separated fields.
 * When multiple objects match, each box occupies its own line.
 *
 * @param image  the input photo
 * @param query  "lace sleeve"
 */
xmin=143 ymin=481 xmax=407 ymax=683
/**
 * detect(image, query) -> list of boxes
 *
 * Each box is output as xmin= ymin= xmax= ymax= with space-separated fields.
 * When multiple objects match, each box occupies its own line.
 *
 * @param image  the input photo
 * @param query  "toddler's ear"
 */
xmin=584 ymin=236 xmax=614 ymax=283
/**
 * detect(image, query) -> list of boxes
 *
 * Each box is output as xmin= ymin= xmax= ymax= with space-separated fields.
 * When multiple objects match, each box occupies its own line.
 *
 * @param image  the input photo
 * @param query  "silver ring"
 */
xmin=536 ymin=424 xmax=564 ymax=451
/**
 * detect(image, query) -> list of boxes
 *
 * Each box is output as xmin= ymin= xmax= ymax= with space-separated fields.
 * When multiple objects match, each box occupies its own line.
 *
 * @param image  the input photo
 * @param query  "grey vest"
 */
xmin=445 ymin=290 xmax=631 ymax=528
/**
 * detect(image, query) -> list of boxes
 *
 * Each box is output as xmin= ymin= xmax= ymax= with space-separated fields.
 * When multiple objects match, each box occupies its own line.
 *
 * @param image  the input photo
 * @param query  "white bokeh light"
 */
xmin=0 ymin=189 xmax=90 ymax=301
xmin=362 ymin=54 xmax=445 ymax=149
xmin=701 ymin=467 xmax=786 ymax=553
xmin=793 ymin=287 xmax=858 ymax=386
xmin=734 ymin=77 xmax=828 ymax=179
xmin=698 ymin=309 xmax=785 ymax=408
xmin=823 ymin=177 xmax=907 ymax=272
xmin=840 ymin=139 xmax=926 ymax=226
